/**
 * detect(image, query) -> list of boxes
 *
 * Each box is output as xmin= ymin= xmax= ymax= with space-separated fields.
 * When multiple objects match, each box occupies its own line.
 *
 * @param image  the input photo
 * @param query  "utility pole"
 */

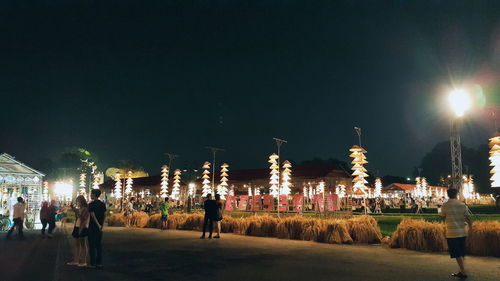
xmin=206 ymin=147 xmax=225 ymax=194
xmin=273 ymin=137 xmax=287 ymax=217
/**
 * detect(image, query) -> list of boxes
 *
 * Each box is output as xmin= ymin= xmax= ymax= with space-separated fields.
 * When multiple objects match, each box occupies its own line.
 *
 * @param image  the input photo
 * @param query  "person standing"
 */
xmin=440 ymin=189 xmax=473 ymax=279
xmin=67 ymin=195 xmax=90 ymax=267
xmin=46 ymin=200 xmax=57 ymax=237
xmin=213 ymin=194 xmax=223 ymax=239
xmin=88 ymin=189 xmax=106 ymax=269
xmin=7 ymin=197 xmax=26 ymax=239
xmin=200 ymin=194 xmax=216 ymax=239
xmin=160 ymin=197 xmax=170 ymax=230
xmin=40 ymin=201 xmax=50 ymax=236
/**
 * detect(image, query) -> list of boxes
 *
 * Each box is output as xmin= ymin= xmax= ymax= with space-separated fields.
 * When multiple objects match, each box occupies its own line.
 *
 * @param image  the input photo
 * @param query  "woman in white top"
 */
xmin=67 ymin=195 xmax=90 ymax=267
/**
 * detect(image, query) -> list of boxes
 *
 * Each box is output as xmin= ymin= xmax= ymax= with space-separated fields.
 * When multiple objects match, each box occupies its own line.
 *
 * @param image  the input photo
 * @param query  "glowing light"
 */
xmin=316 ymin=181 xmax=325 ymax=194
xmin=462 ymin=175 xmax=476 ymax=199
xmin=489 ymin=134 xmax=500 ymax=188
xmin=247 ymin=185 xmax=252 ymax=197
xmin=188 ymin=183 xmax=196 ymax=197
xmin=171 ymin=169 xmax=181 ymax=200
xmin=79 ymin=172 xmax=86 ymax=196
xmin=350 ymin=145 xmax=368 ymax=197
xmin=217 ymin=163 xmax=229 ymax=199
xmin=374 ymin=178 xmax=382 ymax=197
xmin=201 ymin=161 xmax=212 ymax=197
xmin=114 ymin=173 xmax=122 ymax=199
xmin=125 ymin=170 xmax=133 ymax=196
xmin=43 ymin=181 xmax=49 ymax=201
xmin=421 ymin=177 xmax=428 ymax=197
xmin=280 ymin=160 xmax=292 ymax=196
xmin=335 ymin=184 xmax=346 ymax=198
xmin=160 ymin=165 xmax=169 ymax=198
xmin=448 ymin=89 xmax=471 ymax=117
xmin=92 ymin=172 xmax=102 ymax=189
xmin=54 ymin=181 xmax=73 ymax=201
xmin=268 ymin=154 xmax=279 ymax=197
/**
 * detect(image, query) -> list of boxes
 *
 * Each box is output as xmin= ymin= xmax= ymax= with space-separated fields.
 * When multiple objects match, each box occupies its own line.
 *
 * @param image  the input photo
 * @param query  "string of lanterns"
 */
xmin=201 ymin=162 xmax=212 ymax=197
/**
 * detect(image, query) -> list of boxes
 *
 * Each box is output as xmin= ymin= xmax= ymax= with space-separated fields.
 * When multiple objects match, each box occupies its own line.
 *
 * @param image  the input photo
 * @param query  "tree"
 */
xmin=415 ymin=141 xmax=492 ymax=193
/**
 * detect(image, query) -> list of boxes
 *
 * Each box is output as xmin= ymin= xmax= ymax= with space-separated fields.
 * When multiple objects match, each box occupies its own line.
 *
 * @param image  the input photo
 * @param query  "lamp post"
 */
xmin=448 ymin=89 xmax=471 ymax=195
xmin=206 ymin=147 xmax=225 ymax=194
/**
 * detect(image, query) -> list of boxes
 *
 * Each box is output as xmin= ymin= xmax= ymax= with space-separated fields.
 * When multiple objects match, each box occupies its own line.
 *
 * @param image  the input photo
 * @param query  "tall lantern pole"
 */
xmin=489 ymin=133 xmax=500 ymax=188
xmin=206 ymin=147 xmax=225 ymax=193
xmin=448 ymin=89 xmax=470 ymax=195
xmin=273 ymin=137 xmax=287 ymax=217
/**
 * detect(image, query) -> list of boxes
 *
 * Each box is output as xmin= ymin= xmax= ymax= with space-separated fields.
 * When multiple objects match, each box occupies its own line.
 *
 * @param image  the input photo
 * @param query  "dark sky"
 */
xmin=1 ymin=0 xmax=499 ymax=177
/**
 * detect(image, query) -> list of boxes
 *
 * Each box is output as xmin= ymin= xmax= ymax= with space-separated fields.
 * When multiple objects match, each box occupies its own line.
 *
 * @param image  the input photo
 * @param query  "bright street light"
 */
xmin=448 ymin=89 xmax=471 ymax=117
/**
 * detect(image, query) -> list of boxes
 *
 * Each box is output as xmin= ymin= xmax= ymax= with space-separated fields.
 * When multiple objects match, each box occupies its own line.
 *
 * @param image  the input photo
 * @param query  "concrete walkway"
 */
xmin=1 ymin=227 xmax=499 ymax=281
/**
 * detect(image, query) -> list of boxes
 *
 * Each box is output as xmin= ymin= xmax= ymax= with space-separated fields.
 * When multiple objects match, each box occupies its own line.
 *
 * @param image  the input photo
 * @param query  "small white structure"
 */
xmin=0 ymin=153 xmax=45 ymax=229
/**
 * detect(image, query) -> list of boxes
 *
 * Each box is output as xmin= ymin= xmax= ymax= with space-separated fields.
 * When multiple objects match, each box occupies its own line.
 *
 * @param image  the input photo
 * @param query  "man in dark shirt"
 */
xmin=200 ymin=194 xmax=217 ymax=239
xmin=88 ymin=189 xmax=106 ymax=268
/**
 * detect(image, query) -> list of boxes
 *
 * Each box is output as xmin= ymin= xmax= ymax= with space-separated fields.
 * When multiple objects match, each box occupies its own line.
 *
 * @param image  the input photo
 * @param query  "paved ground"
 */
xmin=1 ymin=226 xmax=499 ymax=281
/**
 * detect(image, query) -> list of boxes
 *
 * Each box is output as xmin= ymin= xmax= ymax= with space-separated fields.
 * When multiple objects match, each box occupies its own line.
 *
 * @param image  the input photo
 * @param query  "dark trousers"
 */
xmin=202 ymin=215 xmax=213 ymax=237
xmin=7 ymin=218 xmax=23 ymax=238
xmin=41 ymin=219 xmax=56 ymax=235
xmin=88 ymin=228 xmax=103 ymax=266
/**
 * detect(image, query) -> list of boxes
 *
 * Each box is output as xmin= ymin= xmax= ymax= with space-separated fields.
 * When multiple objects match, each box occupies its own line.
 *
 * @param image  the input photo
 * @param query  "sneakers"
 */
xmin=66 ymin=262 xmax=79 ymax=266
xmin=77 ymin=263 xmax=87 ymax=267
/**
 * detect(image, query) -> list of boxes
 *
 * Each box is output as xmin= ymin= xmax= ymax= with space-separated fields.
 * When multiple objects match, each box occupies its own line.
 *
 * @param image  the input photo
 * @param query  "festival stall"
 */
xmin=0 ymin=153 xmax=44 ymax=229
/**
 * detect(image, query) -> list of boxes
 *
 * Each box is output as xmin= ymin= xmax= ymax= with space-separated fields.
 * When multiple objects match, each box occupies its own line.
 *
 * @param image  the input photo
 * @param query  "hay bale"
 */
xmin=168 ymin=214 xmax=189 ymax=229
xmin=107 ymin=213 xmax=126 ymax=227
xmin=129 ymin=212 xmax=149 ymax=228
xmin=322 ymin=220 xmax=353 ymax=244
xmin=467 ymin=221 xmax=500 ymax=257
xmin=147 ymin=213 xmax=162 ymax=228
xmin=181 ymin=214 xmax=204 ymax=230
xmin=300 ymin=218 xmax=325 ymax=241
xmin=233 ymin=218 xmax=251 ymax=235
xmin=221 ymin=216 xmax=237 ymax=233
xmin=390 ymin=219 xmax=447 ymax=252
xmin=346 ymin=216 xmax=382 ymax=244
xmin=246 ymin=216 xmax=278 ymax=237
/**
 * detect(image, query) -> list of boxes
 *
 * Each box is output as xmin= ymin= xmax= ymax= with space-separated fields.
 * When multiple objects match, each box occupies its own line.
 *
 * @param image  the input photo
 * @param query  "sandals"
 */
xmin=451 ymin=272 xmax=468 ymax=279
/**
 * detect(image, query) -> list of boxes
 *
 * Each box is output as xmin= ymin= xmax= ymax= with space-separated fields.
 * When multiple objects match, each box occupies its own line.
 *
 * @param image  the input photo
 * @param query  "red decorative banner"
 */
xmin=262 ymin=195 xmax=274 ymax=211
xmin=225 ymin=196 xmax=236 ymax=211
xmin=326 ymin=194 xmax=338 ymax=211
xmin=292 ymin=194 xmax=304 ymax=211
xmin=238 ymin=195 xmax=249 ymax=211
xmin=278 ymin=195 xmax=288 ymax=211
xmin=252 ymin=195 xmax=262 ymax=211
xmin=314 ymin=194 xmax=325 ymax=212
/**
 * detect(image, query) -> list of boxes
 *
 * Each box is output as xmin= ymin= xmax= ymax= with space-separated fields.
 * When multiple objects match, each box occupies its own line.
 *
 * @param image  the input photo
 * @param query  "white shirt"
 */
xmin=440 ymin=199 xmax=472 ymax=238
xmin=13 ymin=202 xmax=26 ymax=220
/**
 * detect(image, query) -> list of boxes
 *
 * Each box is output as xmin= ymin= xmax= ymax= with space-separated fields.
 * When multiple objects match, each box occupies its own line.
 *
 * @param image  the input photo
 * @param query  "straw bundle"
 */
xmin=233 ymin=217 xmax=251 ymax=235
xmin=106 ymin=213 xmax=126 ymax=226
xmin=180 ymin=213 xmax=204 ymax=230
xmin=467 ymin=221 xmax=500 ymax=257
xmin=390 ymin=219 xmax=447 ymax=251
xmin=346 ymin=216 xmax=382 ymax=244
xmin=129 ymin=212 xmax=150 ymax=228
xmin=247 ymin=216 xmax=278 ymax=237
xmin=322 ymin=220 xmax=353 ymax=244
xmin=147 ymin=213 xmax=162 ymax=228
xmin=276 ymin=217 xmax=304 ymax=240
xmin=221 ymin=216 xmax=237 ymax=233
xmin=168 ymin=214 xmax=189 ymax=229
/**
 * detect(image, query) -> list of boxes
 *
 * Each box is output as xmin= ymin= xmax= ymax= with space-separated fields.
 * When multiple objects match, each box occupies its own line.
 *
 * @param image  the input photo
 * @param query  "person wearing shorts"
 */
xmin=440 ymin=188 xmax=472 ymax=279
xmin=160 ymin=197 xmax=170 ymax=230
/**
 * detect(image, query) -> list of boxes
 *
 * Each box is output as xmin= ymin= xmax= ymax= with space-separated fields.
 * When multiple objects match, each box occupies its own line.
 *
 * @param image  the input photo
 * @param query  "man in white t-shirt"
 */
xmin=7 ymin=197 xmax=26 ymax=239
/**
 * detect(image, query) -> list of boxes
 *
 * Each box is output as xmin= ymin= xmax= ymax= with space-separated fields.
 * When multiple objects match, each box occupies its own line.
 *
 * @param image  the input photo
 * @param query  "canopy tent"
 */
xmin=0 ymin=153 xmax=45 ymax=229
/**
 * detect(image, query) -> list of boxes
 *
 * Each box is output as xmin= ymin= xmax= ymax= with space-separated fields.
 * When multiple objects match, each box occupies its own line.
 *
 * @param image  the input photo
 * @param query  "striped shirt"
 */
xmin=440 ymin=199 xmax=472 ymax=238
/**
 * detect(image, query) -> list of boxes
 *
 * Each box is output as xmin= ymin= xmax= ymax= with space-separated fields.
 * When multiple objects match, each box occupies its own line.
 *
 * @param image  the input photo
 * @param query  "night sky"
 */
xmin=1 ymin=1 xmax=499 ymax=177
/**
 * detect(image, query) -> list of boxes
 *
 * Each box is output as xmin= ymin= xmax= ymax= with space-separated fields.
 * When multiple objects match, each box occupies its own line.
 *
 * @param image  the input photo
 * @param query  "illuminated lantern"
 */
xmin=43 ymin=181 xmax=49 ymax=201
xmin=125 ymin=171 xmax=133 ymax=196
xmin=414 ymin=177 xmax=422 ymax=198
xmin=171 ymin=169 xmax=181 ymax=200
xmin=79 ymin=172 xmax=86 ymax=196
xmin=280 ymin=160 xmax=292 ymax=196
xmin=247 ymin=185 xmax=252 ymax=197
xmin=316 ymin=181 xmax=325 ymax=194
xmin=160 ymin=165 xmax=169 ymax=198
xmin=114 ymin=173 xmax=122 ymax=199
xmin=349 ymin=145 xmax=368 ymax=197
xmin=188 ymin=183 xmax=196 ymax=197
xmin=303 ymin=185 xmax=308 ymax=199
xmin=336 ymin=184 xmax=346 ymax=198
xmin=489 ymin=133 xmax=500 ymax=188
xmin=217 ymin=163 xmax=229 ymax=199
xmin=92 ymin=172 xmax=101 ymax=190
xmin=462 ymin=175 xmax=475 ymax=199
xmin=254 ymin=187 xmax=260 ymax=196
xmin=374 ymin=178 xmax=382 ymax=197
xmin=421 ymin=177 xmax=428 ymax=197
xmin=229 ymin=185 xmax=235 ymax=197
xmin=308 ymin=183 xmax=314 ymax=199
xmin=201 ymin=162 xmax=212 ymax=197
xmin=269 ymin=154 xmax=279 ymax=197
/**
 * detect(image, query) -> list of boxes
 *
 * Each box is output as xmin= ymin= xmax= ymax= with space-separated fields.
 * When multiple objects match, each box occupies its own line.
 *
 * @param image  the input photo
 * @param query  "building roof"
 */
xmin=385 ymin=183 xmax=448 ymax=191
xmin=0 ymin=153 xmax=45 ymax=184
